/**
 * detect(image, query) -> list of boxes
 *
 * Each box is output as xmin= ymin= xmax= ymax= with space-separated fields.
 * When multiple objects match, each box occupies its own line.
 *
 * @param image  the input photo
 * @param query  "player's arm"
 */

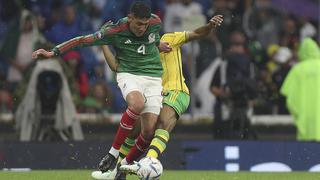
xmin=187 ymin=15 xmax=223 ymax=42
xmin=101 ymin=45 xmax=118 ymax=72
xmin=32 ymin=21 xmax=114 ymax=60
xmin=32 ymin=32 xmax=107 ymax=59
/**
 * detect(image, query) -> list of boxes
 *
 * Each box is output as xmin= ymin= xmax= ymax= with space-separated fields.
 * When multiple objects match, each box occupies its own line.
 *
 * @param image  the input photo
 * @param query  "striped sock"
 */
xmin=146 ymin=129 xmax=170 ymax=159
xmin=117 ymin=137 xmax=135 ymax=164
xmin=111 ymin=108 xmax=139 ymax=150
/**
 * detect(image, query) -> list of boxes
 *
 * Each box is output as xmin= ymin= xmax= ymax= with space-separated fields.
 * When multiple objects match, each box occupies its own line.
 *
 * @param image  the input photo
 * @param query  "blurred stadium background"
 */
xmin=0 ymin=0 xmax=319 ymax=179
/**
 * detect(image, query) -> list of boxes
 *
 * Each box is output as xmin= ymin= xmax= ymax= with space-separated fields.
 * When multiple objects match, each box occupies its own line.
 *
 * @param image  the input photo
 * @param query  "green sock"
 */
xmin=118 ymin=137 xmax=135 ymax=163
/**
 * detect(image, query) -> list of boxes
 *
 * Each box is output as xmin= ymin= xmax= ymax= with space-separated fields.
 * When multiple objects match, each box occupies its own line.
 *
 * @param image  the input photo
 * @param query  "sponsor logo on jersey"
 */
xmin=124 ymin=39 xmax=132 ymax=44
xmin=148 ymin=33 xmax=155 ymax=43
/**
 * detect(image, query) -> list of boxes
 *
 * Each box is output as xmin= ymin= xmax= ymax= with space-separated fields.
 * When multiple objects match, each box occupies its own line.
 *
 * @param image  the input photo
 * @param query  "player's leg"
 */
xmin=120 ymin=91 xmax=190 ymax=176
xmin=121 ymin=76 xmax=163 ymax=165
xmin=98 ymin=73 xmax=145 ymax=172
xmin=98 ymin=91 xmax=143 ymax=172
xmin=92 ymin=120 xmax=141 ymax=180
xmin=117 ymin=76 xmax=162 ymax=178
xmin=116 ymin=113 xmax=157 ymax=179
xmin=122 ymin=112 xmax=158 ymax=164
xmin=92 ymin=136 xmax=136 ymax=180
xmin=147 ymin=91 xmax=190 ymax=159
xmin=146 ymin=105 xmax=177 ymax=159
xmin=118 ymin=119 xmax=141 ymax=164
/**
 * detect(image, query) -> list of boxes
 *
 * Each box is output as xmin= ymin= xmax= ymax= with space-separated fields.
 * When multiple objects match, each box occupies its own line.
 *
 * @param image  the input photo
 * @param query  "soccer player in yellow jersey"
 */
xmin=151 ymin=15 xmax=223 ymax=153
xmin=120 ymin=15 xmax=223 ymax=177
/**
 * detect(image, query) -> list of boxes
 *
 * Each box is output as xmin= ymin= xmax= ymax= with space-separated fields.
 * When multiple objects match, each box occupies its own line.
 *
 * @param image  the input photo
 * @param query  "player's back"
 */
xmin=160 ymin=32 xmax=189 ymax=94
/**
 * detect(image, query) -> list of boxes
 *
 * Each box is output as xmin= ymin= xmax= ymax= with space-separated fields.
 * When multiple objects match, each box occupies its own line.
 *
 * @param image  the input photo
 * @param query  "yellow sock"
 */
xmin=118 ymin=137 xmax=135 ymax=163
xmin=146 ymin=129 xmax=169 ymax=158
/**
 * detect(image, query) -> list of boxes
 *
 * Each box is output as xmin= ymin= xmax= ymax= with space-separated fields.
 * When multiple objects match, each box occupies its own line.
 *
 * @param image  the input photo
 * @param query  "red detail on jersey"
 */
xmin=149 ymin=16 xmax=162 ymax=25
xmin=106 ymin=23 xmax=129 ymax=34
xmin=59 ymin=36 xmax=95 ymax=53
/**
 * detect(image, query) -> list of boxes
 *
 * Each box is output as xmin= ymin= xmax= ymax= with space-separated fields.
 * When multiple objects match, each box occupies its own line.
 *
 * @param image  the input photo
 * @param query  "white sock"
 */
xmin=109 ymin=147 xmax=119 ymax=158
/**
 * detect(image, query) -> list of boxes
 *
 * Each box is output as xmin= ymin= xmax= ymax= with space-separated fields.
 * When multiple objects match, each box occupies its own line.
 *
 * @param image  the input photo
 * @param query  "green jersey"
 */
xmin=52 ymin=14 xmax=162 ymax=77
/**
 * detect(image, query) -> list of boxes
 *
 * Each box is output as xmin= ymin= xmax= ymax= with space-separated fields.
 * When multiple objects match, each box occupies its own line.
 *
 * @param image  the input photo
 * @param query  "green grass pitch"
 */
xmin=0 ymin=170 xmax=319 ymax=180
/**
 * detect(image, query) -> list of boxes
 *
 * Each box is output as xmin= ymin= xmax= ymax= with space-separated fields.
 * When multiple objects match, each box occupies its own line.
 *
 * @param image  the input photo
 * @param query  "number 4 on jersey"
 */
xmin=137 ymin=44 xmax=146 ymax=55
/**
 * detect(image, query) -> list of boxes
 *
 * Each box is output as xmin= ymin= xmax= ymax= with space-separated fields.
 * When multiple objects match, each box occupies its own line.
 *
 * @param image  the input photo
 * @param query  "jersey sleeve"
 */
xmin=52 ymin=22 xmax=115 ymax=55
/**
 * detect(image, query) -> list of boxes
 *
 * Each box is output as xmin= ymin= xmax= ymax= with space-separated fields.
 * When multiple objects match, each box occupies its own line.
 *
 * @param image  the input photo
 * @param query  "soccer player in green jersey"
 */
xmin=32 ymin=1 xmax=170 ymax=177
xmin=92 ymin=15 xmax=224 ymax=179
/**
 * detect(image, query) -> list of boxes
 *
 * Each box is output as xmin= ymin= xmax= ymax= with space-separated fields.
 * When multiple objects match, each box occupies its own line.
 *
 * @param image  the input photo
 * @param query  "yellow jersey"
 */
xmin=160 ymin=32 xmax=189 ymax=94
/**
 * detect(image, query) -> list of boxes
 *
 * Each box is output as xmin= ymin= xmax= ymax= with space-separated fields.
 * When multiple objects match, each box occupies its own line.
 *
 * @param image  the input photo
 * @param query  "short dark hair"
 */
xmin=130 ymin=1 xmax=151 ymax=19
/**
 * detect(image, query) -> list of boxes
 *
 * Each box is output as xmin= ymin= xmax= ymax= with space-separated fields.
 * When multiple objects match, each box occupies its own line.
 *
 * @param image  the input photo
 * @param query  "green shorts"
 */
xmin=162 ymin=90 xmax=190 ymax=116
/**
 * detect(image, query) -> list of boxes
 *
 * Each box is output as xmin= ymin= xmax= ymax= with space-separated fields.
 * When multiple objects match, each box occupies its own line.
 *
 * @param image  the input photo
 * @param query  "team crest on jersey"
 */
xmin=94 ymin=31 xmax=103 ymax=40
xmin=148 ymin=33 xmax=155 ymax=43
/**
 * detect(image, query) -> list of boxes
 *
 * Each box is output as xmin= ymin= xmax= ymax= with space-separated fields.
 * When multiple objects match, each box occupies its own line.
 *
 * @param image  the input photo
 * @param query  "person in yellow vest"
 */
xmin=92 ymin=14 xmax=223 ymax=179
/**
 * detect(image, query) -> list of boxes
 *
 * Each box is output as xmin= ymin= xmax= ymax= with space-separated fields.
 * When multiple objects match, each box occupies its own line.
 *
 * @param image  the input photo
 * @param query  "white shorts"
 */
xmin=116 ymin=73 xmax=163 ymax=115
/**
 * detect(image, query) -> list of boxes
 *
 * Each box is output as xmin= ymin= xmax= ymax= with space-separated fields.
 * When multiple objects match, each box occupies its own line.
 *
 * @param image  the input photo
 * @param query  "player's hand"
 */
xmin=32 ymin=49 xmax=54 ymax=60
xmin=209 ymin=15 xmax=224 ymax=28
xmin=158 ymin=41 xmax=172 ymax=53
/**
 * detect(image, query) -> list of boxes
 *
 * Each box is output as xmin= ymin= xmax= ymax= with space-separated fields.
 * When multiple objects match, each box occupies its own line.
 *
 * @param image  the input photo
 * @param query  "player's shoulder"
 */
xmin=161 ymin=32 xmax=187 ymax=41
xmin=149 ymin=14 xmax=162 ymax=26
xmin=101 ymin=17 xmax=129 ymax=35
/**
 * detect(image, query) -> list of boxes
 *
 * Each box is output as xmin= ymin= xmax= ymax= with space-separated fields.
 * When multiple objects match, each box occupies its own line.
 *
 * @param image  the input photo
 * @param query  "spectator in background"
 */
xmin=281 ymin=38 xmax=320 ymax=141
xmin=207 ymin=0 xmax=243 ymax=49
xmin=253 ymin=44 xmax=279 ymax=114
xmin=196 ymin=31 xmax=222 ymax=78
xmin=279 ymin=16 xmax=299 ymax=50
xmin=210 ymin=31 xmax=256 ymax=139
xmin=265 ymin=44 xmax=280 ymax=75
xmin=79 ymin=96 xmax=100 ymax=114
xmin=41 ymin=0 xmax=63 ymax=33
xmin=164 ymin=0 xmax=204 ymax=32
xmin=164 ymin=0 xmax=206 ymax=87
xmin=91 ymin=81 xmax=113 ymax=113
xmin=243 ymin=3 xmax=281 ymax=49
xmin=298 ymin=16 xmax=317 ymax=42
xmin=62 ymin=51 xmax=89 ymax=99
xmin=45 ymin=2 xmax=99 ymax=76
xmin=100 ymin=0 xmax=124 ymax=24
xmin=271 ymin=47 xmax=293 ymax=114
xmin=80 ymin=81 xmax=113 ymax=116
xmin=0 ymin=10 xmax=46 ymax=90
xmin=45 ymin=2 xmax=92 ymax=43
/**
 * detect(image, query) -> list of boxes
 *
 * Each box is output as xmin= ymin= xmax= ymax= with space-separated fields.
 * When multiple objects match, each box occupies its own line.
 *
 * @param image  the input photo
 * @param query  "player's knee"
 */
xmin=128 ymin=102 xmax=144 ymax=113
xmin=126 ymin=92 xmax=145 ymax=113
xmin=127 ymin=97 xmax=145 ymax=113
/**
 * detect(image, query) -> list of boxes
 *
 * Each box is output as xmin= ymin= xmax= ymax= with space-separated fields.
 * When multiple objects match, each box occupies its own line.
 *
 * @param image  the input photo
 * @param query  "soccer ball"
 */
xmin=137 ymin=157 xmax=163 ymax=180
